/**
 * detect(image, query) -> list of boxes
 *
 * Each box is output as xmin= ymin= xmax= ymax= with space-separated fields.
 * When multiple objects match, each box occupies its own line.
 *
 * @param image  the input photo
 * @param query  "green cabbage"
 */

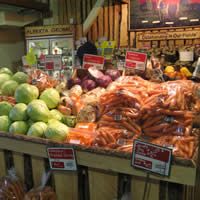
xmin=27 ymin=122 xmax=47 ymax=137
xmin=15 ymin=83 xmax=39 ymax=104
xmin=0 ymin=74 xmax=11 ymax=88
xmin=40 ymin=88 xmax=60 ymax=109
xmin=0 ymin=102 xmax=12 ymax=116
xmin=1 ymin=80 xmax=19 ymax=96
xmin=27 ymin=100 xmax=50 ymax=122
xmin=45 ymin=120 xmax=68 ymax=142
xmin=9 ymin=103 xmax=28 ymax=121
xmin=12 ymin=72 xmax=28 ymax=84
xmin=0 ymin=68 xmax=13 ymax=76
xmin=9 ymin=121 xmax=28 ymax=135
xmin=49 ymin=109 xmax=63 ymax=121
xmin=0 ymin=115 xmax=11 ymax=132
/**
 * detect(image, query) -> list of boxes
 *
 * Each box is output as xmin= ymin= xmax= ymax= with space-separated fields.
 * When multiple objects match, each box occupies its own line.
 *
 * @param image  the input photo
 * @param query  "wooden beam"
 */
xmin=83 ymin=0 xmax=105 ymax=35
xmin=0 ymin=0 xmax=49 ymax=11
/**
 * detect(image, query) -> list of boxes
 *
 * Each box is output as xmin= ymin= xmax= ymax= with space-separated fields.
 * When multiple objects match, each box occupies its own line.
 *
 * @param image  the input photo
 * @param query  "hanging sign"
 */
xmin=125 ymin=51 xmax=147 ymax=71
xmin=45 ymin=55 xmax=62 ymax=70
xmin=25 ymin=25 xmax=74 ymax=37
xmin=83 ymin=54 xmax=104 ymax=69
xmin=131 ymin=140 xmax=172 ymax=176
xmin=47 ymin=147 xmax=77 ymax=171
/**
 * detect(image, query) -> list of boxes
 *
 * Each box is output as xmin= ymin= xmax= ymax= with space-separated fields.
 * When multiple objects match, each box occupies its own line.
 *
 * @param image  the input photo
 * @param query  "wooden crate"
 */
xmin=0 ymin=132 xmax=199 ymax=200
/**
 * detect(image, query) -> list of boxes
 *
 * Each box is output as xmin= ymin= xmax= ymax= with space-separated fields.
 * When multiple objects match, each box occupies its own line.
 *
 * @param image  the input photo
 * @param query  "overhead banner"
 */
xmin=25 ymin=25 xmax=74 ymax=37
xmin=138 ymin=30 xmax=200 ymax=41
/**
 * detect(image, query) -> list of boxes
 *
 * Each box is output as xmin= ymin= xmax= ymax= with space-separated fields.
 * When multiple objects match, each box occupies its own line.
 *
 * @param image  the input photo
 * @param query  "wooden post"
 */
xmin=31 ymin=156 xmax=45 ymax=187
xmin=120 ymin=3 xmax=128 ymax=46
xmin=109 ymin=0 xmax=114 ymax=40
xmin=54 ymin=171 xmax=78 ymax=200
xmin=131 ymin=176 xmax=160 ymax=200
xmin=13 ymin=152 xmax=25 ymax=182
xmin=0 ymin=150 xmax=6 ymax=177
xmin=83 ymin=0 xmax=105 ymax=35
xmin=88 ymin=168 xmax=118 ymax=200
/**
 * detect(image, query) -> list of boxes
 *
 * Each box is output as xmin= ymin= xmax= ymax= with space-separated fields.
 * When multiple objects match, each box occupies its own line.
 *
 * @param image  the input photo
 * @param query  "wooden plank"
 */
xmin=0 ymin=150 xmax=6 ymax=177
xmin=152 ymin=31 xmax=159 ymax=48
xmin=193 ymin=28 xmax=200 ymax=46
xmin=136 ymin=32 xmax=144 ymax=49
xmin=83 ymin=0 xmax=105 ymax=35
xmin=98 ymin=6 xmax=104 ymax=38
xmin=66 ymin=0 xmax=72 ymax=24
xmin=88 ymin=169 xmax=118 ymax=200
xmin=130 ymin=32 xmax=135 ymax=47
xmin=185 ymin=28 xmax=193 ymax=46
xmin=109 ymin=0 xmax=114 ymax=40
xmin=54 ymin=171 xmax=78 ymax=200
xmin=63 ymin=0 xmax=67 ymax=24
xmin=104 ymin=0 xmax=109 ymax=40
xmin=143 ymin=31 xmax=151 ymax=48
xmin=31 ymin=156 xmax=45 ymax=187
xmin=114 ymin=2 xmax=120 ymax=47
xmin=92 ymin=0 xmax=98 ymax=41
xmin=71 ymin=0 xmax=76 ymax=24
xmin=13 ymin=152 xmax=24 ymax=182
xmin=0 ymin=0 xmax=49 ymax=11
xmin=175 ymin=29 xmax=184 ymax=48
xmin=131 ymin=176 xmax=160 ymax=200
xmin=159 ymin=30 xmax=167 ymax=48
xmin=76 ymin=0 xmax=82 ymax=24
xmin=87 ymin=0 xmax=92 ymax=40
xmin=75 ymin=24 xmax=83 ymax=41
xmin=82 ymin=0 xmax=87 ymax=21
xmin=0 ymin=135 xmax=196 ymax=186
xmin=120 ymin=3 xmax=128 ymax=46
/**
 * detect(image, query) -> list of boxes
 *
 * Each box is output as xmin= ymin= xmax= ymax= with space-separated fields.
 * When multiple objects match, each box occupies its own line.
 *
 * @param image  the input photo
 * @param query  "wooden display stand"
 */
xmin=0 ymin=132 xmax=199 ymax=200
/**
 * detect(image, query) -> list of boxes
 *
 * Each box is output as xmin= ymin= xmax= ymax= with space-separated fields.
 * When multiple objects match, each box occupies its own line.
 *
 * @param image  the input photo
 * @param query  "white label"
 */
xmin=179 ymin=51 xmax=194 ymax=62
xmin=47 ymin=147 xmax=77 ymax=171
xmin=114 ymin=115 xmax=122 ymax=121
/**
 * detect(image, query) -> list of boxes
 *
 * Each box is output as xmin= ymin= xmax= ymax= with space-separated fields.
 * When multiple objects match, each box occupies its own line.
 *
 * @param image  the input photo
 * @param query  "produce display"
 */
xmin=0 ymin=66 xmax=199 ymax=161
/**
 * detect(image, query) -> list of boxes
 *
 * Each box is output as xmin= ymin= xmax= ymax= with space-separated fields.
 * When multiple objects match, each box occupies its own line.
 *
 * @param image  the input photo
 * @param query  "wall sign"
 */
xmin=83 ymin=54 xmax=104 ymax=69
xmin=45 ymin=55 xmax=62 ymax=70
xmin=138 ymin=30 xmax=200 ymax=41
xmin=125 ymin=51 xmax=147 ymax=71
xmin=47 ymin=147 xmax=77 ymax=171
xmin=131 ymin=140 xmax=172 ymax=176
xmin=25 ymin=25 xmax=74 ymax=37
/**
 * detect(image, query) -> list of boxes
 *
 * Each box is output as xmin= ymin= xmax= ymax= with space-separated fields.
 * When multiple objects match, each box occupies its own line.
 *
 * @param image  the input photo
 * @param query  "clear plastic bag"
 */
xmin=0 ymin=168 xmax=25 ymax=200
xmin=24 ymin=171 xmax=56 ymax=200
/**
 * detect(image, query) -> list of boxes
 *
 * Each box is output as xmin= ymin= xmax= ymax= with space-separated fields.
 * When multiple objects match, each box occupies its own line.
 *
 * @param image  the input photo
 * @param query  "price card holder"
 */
xmin=131 ymin=139 xmax=172 ymax=177
xmin=125 ymin=51 xmax=147 ymax=71
xmin=45 ymin=55 xmax=62 ymax=71
xmin=83 ymin=54 xmax=104 ymax=69
xmin=47 ymin=147 xmax=77 ymax=171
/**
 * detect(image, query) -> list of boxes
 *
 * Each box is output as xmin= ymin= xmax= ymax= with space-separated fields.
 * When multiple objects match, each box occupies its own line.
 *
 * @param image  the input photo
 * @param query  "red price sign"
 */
xmin=47 ymin=147 xmax=77 ymax=171
xmin=83 ymin=54 xmax=104 ymax=69
xmin=125 ymin=51 xmax=147 ymax=71
xmin=45 ymin=62 xmax=54 ymax=70
xmin=131 ymin=140 xmax=172 ymax=176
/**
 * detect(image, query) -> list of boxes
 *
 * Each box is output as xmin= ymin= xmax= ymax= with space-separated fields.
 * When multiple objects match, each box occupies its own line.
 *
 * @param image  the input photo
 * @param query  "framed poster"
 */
xmin=130 ymin=0 xmax=200 ymax=30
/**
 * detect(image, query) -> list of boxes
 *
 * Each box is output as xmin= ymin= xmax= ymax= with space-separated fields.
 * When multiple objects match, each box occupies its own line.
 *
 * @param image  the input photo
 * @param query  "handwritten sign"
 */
xmin=131 ymin=140 xmax=172 ymax=176
xmin=47 ymin=147 xmax=77 ymax=171
xmin=138 ymin=30 xmax=200 ymax=41
xmin=125 ymin=51 xmax=147 ymax=71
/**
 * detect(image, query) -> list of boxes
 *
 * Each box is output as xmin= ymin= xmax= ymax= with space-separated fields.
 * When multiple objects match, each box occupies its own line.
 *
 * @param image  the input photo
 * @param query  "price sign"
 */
xmin=45 ymin=55 xmax=62 ymax=70
xmin=47 ymin=147 xmax=77 ymax=171
xmin=131 ymin=140 xmax=172 ymax=176
xmin=125 ymin=51 xmax=147 ymax=71
xmin=83 ymin=54 xmax=104 ymax=69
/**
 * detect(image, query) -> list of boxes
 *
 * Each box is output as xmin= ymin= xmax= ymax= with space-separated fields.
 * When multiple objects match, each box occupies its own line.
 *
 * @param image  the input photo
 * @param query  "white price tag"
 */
xmin=47 ymin=147 xmax=77 ymax=171
xmin=45 ymin=55 xmax=62 ymax=70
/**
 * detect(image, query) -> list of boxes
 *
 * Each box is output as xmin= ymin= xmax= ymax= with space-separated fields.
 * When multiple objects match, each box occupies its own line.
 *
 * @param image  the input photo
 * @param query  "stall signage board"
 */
xmin=131 ymin=140 xmax=172 ymax=176
xmin=45 ymin=55 xmax=62 ymax=70
xmin=83 ymin=54 xmax=104 ymax=69
xmin=47 ymin=147 xmax=77 ymax=171
xmin=125 ymin=51 xmax=147 ymax=71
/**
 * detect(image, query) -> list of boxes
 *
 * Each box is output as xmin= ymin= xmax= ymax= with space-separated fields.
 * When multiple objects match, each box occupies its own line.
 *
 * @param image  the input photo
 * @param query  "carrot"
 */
xmin=180 ymin=136 xmax=194 ymax=143
xmin=122 ymin=121 xmax=140 ymax=135
xmin=185 ymin=126 xmax=192 ymax=136
xmin=98 ymin=135 xmax=107 ymax=146
xmin=188 ymin=141 xmax=194 ymax=158
xmin=143 ymin=123 xmax=169 ymax=133
xmin=106 ymin=132 xmax=116 ymax=143
xmin=142 ymin=115 xmax=164 ymax=129
xmin=127 ymin=118 xmax=141 ymax=133
xmin=184 ymin=119 xmax=193 ymax=126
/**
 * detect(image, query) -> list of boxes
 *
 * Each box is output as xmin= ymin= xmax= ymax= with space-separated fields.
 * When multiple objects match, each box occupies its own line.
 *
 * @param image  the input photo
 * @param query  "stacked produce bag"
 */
xmin=0 ymin=66 xmax=199 ymax=161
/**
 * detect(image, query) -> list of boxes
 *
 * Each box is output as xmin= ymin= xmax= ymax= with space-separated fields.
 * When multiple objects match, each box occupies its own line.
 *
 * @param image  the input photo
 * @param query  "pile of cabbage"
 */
xmin=0 ymin=68 xmax=69 ymax=142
